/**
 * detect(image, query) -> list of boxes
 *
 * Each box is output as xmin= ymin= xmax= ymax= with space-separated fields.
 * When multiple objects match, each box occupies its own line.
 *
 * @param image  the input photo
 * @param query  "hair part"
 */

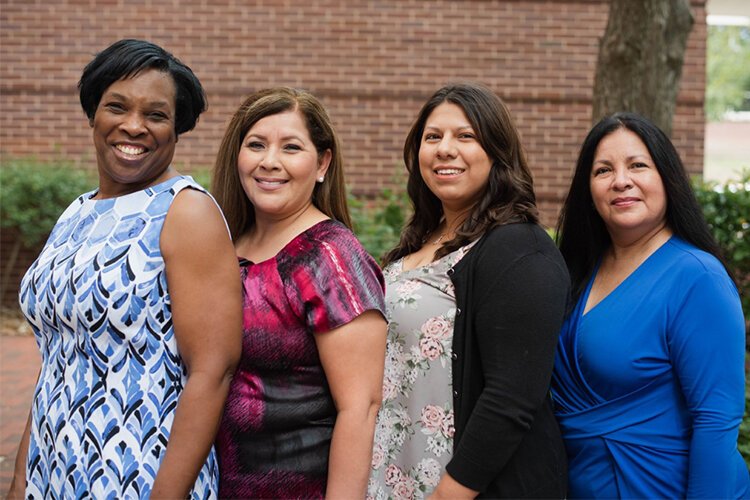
xmin=556 ymin=111 xmax=735 ymax=301
xmin=383 ymin=81 xmax=538 ymax=266
xmin=211 ymin=87 xmax=351 ymax=240
xmin=78 ymin=38 xmax=207 ymax=136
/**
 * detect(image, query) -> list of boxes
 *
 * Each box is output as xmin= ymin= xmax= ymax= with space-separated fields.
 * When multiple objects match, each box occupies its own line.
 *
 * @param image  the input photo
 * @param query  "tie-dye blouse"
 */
xmin=216 ymin=219 xmax=386 ymax=499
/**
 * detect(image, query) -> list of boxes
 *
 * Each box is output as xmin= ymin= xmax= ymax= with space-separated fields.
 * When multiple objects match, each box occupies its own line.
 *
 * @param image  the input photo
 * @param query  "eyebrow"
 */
xmin=594 ymin=154 xmax=651 ymax=164
xmin=424 ymin=124 xmax=473 ymax=131
xmin=106 ymin=92 xmax=171 ymax=109
xmin=245 ymin=133 xmax=306 ymax=143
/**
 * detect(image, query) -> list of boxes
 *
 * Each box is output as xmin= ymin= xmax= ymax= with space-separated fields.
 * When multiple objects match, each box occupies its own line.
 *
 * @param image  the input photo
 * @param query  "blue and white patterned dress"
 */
xmin=19 ymin=175 xmax=218 ymax=499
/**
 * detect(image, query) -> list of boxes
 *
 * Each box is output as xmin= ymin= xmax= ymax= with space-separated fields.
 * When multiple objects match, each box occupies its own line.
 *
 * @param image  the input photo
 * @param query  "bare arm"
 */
xmin=315 ymin=310 xmax=387 ymax=499
xmin=150 ymin=189 xmax=242 ymax=498
xmin=7 ymin=370 xmax=38 ymax=500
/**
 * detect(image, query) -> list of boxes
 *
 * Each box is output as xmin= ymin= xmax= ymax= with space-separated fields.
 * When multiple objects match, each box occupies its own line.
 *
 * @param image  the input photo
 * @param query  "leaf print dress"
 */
xmin=368 ymin=244 xmax=474 ymax=500
xmin=18 ymin=176 xmax=218 ymax=499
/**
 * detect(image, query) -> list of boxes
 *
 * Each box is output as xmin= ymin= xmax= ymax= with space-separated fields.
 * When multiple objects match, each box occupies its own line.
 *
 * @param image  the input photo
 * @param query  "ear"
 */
xmin=317 ymin=149 xmax=332 ymax=179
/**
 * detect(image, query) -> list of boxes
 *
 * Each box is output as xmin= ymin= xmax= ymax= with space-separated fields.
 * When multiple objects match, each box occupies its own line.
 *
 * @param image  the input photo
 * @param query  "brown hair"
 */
xmin=211 ymin=87 xmax=351 ymax=239
xmin=383 ymin=82 xmax=538 ymax=266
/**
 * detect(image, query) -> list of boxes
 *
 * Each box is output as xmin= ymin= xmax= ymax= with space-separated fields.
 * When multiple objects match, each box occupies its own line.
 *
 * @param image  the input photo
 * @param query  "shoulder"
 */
xmin=290 ymin=219 xmax=372 ymax=261
xmin=467 ymin=223 xmax=564 ymax=269
xmin=662 ymin=237 xmax=737 ymax=297
xmin=162 ymin=184 xmax=230 ymax=256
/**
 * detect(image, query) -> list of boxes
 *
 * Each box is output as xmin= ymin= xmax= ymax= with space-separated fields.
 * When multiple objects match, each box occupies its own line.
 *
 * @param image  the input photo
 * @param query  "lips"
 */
xmin=611 ymin=197 xmax=640 ymax=207
xmin=434 ymin=166 xmax=465 ymax=176
xmin=114 ymin=143 xmax=148 ymax=158
xmin=254 ymin=177 xmax=288 ymax=188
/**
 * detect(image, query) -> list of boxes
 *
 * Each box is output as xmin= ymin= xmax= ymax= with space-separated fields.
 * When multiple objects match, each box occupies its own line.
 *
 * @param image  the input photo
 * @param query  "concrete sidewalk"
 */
xmin=0 ymin=336 xmax=40 ymax=494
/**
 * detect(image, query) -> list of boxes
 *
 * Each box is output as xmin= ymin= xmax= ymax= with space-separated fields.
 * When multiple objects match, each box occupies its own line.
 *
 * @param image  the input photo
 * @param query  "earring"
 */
xmin=317 ymin=176 xmax=325 ymax=183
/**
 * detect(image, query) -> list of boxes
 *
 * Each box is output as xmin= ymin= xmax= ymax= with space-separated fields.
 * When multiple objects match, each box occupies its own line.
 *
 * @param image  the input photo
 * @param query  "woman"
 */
xmin=367 ymin=82 xmax=569 ymax=499
xmin=8 ymin=39 xmax=242 ymax=499
xmin=551 ymin=112 xmax=750 ymax=498
xmin=211 ymin=87 xmax=387 ymax=498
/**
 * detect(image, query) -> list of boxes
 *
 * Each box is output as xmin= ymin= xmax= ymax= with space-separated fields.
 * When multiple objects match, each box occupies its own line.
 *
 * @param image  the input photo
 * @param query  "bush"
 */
xmin=349 ymin=188 xmax=411 ymax=263
xmin=0 ymin=159 xmax=95 ymax=247
xmin=693 ymin=172 xmax=750 ymax=325
xmin=0 ymin=159 xmax=95 ymax=299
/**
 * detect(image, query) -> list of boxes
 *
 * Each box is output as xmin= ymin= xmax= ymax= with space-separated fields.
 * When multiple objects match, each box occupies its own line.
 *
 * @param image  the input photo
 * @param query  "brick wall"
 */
xmin=0 ymin=0 xmax=707 ymax=304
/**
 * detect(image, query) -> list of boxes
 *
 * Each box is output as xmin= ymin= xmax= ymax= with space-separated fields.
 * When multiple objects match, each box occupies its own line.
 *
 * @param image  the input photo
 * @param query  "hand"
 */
xmin=7 ymin=476 xmax=24 ymax=500
xmin=427 ymin=473 xmax=478 ymax=500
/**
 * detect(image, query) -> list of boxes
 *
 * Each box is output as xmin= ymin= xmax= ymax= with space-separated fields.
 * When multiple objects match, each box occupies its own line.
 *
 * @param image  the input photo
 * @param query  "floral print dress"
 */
xmin=368 ymin=243 xmax=475 ymax=500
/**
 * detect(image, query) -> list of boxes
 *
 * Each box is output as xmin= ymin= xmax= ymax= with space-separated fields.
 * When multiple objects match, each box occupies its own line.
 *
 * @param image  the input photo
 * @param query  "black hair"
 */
xmin=78 ymin=39 xmax=206 ymax=135
xmin=556 ymin=111 xmax=734 ymax=300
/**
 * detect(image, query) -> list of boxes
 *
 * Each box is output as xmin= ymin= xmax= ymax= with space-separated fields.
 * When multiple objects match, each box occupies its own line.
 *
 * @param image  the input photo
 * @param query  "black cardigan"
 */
xmin=445 ymin=223 xmax=569 ymax=498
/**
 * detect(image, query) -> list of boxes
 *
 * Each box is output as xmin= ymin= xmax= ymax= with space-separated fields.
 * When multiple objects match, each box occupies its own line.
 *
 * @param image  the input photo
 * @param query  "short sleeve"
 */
xmin=282 ymin=222 xmax=386 ymax=334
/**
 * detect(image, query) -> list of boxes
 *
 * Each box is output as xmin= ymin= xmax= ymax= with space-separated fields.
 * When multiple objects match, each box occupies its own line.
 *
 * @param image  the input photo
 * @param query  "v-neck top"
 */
xmin=551 ymin=236 xmax=749 ymax=498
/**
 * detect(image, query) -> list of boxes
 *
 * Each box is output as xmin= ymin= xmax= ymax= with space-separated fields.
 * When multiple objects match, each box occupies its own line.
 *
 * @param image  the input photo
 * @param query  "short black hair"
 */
xmin=556 ymin=112 xmax=733 ymax=300
xmin=78 ymin=39 xmax=207 ymax=135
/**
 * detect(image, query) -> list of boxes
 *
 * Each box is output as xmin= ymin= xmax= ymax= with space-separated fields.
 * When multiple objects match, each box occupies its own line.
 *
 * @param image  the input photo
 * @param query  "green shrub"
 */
xmin=0 ymin=159 xmax=95 ymax=299
xmin=0 ymin=159 xmax=95 ymax=247
xmin=693 ymin=172 xmax=750 ymax=324
xmin=349 ymin=188 xmax=411 ymax=263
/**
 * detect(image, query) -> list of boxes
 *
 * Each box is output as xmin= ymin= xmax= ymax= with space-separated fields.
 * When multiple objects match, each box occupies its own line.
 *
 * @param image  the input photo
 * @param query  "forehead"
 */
xmin=246 ymin=110 xmax=311 ymax=138
xmin=102 ymin=69 xmax=176 ymax=105
xmin=595 ymin=128 xmax=651 ymax=157
xmin=425 ymin=102 xmax=471 ymax=126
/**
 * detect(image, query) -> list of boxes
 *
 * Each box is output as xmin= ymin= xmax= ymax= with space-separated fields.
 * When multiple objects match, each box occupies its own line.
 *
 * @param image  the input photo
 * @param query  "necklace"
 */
xmin=431 ymin=232 xmax=451 ymax=245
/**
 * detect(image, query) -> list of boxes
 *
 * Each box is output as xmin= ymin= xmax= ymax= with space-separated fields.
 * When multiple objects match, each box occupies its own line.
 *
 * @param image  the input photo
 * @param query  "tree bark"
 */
xmin=592 ymin=0 xmax=694 ymax=135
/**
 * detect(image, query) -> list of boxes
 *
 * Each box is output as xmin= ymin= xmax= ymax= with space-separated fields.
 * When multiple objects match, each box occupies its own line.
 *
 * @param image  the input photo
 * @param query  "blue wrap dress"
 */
xmin=551 ymin=236 xmax=749 ymax=498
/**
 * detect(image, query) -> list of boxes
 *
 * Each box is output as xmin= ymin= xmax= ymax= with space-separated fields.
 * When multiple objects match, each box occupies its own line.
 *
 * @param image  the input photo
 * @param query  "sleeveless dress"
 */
xmin=368 ymin=243 xmax=475 ymax=500
xmin=19 ymin=175 xmax=218 ymax=499
xmin=216 ymin=219 xmax=386 ymax=499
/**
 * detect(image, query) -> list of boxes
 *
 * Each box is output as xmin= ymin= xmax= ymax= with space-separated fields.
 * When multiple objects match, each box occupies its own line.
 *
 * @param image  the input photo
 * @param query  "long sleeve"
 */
xmin=668 ymin=267 xmax=747 ymax=498
xmin=445 ymin=226 xmax=569 ymax=491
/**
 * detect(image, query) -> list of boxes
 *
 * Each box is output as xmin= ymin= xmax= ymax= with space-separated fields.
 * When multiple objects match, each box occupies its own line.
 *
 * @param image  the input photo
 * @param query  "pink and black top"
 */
xmin=216 ymin=219 xmax=386 ymax=499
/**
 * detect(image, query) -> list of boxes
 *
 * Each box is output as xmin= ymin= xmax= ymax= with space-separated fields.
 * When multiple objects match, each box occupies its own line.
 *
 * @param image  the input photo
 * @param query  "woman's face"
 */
xmin=237 ymin=110 xmax=331 ymax=222
xmin=91 ymin=69 xmax=177 ymax=198
xmin=590 ymin=128 xmax=668 ymax=241
xmin=418 ymin=102 xmax=492 ymax=214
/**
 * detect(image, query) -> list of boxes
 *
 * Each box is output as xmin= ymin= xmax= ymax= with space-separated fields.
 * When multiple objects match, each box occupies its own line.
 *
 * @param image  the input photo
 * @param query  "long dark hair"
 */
xmin=211 ymin=87 xmax=351 ymax=240
xmin=556 ymin=111 xmax=734 ymax=301
xmin=383 ymin=82 xmax=538 ymax=266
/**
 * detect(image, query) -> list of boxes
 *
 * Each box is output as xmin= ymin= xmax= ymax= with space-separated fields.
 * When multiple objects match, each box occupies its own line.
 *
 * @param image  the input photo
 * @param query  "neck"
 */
xmin=607 ymin=222 xmax=673 ymax=262
xmin=441 ymin=205 xmax=473 ymax=235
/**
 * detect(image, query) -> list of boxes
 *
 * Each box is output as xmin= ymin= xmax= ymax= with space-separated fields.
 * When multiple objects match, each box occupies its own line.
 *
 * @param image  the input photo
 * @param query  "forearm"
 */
xmin=150 ymin=370 xmax=233 ymax=498
xmin=429 ymin=472 xmax=478 ymax=500
xmin=325 ymin=403 xmax=380 ymax=499
xmin=7 ymin=408 xmax=33 ymax=499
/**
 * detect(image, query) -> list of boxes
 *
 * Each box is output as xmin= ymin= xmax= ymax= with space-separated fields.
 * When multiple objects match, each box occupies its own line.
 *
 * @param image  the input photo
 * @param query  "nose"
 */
xmin=259 ymin=146 xmax=281 ymax=170
xmin=120 ymin=112 xmax=147 ymax=137
xmin=612 ymin=166 xmax=633 ymax=190
xmin=436 ymin=136 xmax=457 ymax=159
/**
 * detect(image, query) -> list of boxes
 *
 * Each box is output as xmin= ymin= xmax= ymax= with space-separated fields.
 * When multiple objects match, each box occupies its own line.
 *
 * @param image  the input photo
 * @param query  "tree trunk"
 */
xmin=592 ymin=0 xmax=694 ymax=135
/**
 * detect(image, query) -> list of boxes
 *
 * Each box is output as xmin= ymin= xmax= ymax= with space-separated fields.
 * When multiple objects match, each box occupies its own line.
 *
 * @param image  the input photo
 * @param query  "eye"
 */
xmin=631 ymin=162 xmax=649 ymax=169
xmin=245 ymin=141 xmax=264 ymax=151
xmin=458 ymin=132 xmax=477 ymax=140
xmin=424 ymin=133 xmax=441 ymax=142
xmin=593 ymin=166 xmax=612 ymax=176
xmin=104 ymin=102 xmax=125 ymax=113
xmin=149 ymin=112 xmax=169 ymax=121
xmin=283 ymin=143 xmax=302 ymax=152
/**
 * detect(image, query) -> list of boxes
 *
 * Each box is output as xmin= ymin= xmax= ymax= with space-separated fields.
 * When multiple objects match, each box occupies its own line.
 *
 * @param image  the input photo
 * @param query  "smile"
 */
xmin=255 ymin=178 xmax=288 ymax=188
xmin=611 ymin=197 xmax=640 ymax=207
xmin=115 ymin=144 xmax=147 ymax=156
xmin=434 ymin=168 xmax=464 ymax=176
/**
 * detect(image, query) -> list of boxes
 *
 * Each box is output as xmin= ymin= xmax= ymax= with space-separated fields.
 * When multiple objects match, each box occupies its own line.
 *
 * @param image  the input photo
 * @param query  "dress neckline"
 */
xmin=237 ymin=218 xmax=337 ymax=267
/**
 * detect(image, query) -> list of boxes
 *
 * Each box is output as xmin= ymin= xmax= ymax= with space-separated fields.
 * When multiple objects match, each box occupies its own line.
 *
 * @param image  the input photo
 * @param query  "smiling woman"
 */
xmin=211 ymin=87 xmax=387 ymax=499
xmin=8 ymin=39 xmax=242 ymax=500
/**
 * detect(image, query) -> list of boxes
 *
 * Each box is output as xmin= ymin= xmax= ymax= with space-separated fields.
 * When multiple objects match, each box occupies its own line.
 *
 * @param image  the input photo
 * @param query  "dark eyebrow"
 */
xmin=106 ymin=92 xmax=171 ymax=109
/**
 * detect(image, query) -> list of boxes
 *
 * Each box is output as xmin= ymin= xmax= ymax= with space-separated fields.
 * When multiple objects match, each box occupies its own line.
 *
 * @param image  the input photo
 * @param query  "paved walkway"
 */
xmin=0 ymin=336 xmax=39 ymax=494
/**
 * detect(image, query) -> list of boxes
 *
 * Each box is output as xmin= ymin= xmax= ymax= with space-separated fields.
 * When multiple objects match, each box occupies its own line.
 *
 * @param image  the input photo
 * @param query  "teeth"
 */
xmin=436 ymin=169 xmax=463 ymax=175
xmin=116 ymin=144 xmax=146 ymax=155
xmin=257 ymin=179 xmax=286 ymax=185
